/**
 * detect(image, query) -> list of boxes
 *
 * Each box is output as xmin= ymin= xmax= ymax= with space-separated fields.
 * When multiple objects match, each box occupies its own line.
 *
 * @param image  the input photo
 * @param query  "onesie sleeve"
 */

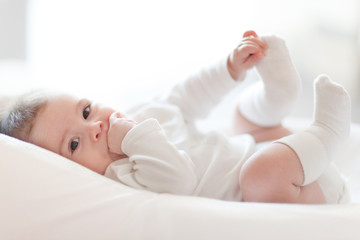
xmin=162 ymin=58 xmax=240 ymax=121
xmin=105 ymin=118 xmax=197 ymax=195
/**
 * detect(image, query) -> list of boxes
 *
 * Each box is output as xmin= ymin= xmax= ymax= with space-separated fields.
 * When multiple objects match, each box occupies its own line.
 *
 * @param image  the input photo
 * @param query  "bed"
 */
xmin=0 ymin=58 xmax=359 ymax=239
xmin=1 ymin=116 xmax=360 ymax=240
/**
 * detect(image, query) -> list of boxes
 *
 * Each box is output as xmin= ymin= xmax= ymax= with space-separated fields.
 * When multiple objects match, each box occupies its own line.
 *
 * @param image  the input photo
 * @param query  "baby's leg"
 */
xmin=233 ymin=35 xmax=302 ymax=140
xmin=239 ymin=75 xmax=350 ymax=203
xmin=233 ymin=108 xmax=292 ymax=142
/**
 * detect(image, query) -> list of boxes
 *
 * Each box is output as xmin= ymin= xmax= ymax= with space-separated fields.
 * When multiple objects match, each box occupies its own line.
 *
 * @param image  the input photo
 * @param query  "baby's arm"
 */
xmin=162 ymin=30 xmax=266 ymax=122
xmin=227 ymin=30 xmax=267 ymax=81
xmin=107 ymin=117 xmax=197 ymax=195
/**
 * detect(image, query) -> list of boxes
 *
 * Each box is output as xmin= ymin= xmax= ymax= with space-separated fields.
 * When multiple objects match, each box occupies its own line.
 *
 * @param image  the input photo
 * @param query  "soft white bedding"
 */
xmin=1 ymin=118 xmax=360 ymax=240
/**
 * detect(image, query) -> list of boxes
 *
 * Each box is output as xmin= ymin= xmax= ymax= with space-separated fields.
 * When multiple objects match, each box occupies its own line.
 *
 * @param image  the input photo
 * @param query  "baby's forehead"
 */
xmin=38 ymin=94 xmax=79 ymax=118
xmin=29 ymin=94 xmax=78 ymax=148
xmin=48 ymin=93 xmax=80 ymax=104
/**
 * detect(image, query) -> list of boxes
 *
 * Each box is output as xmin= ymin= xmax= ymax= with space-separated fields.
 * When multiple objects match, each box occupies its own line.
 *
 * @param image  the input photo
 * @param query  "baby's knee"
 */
xmin=239 ymin=153 xmax=286 ymax=203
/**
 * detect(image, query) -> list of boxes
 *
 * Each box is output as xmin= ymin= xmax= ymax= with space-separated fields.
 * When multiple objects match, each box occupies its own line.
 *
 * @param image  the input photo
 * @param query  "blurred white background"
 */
xmin=1 ymin=0 xmax=360 ymax=122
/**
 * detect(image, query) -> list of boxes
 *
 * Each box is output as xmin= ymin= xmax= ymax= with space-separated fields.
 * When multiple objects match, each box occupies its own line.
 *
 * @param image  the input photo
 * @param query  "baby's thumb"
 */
xmin=109 ymin=112 xmax=121 ymax=124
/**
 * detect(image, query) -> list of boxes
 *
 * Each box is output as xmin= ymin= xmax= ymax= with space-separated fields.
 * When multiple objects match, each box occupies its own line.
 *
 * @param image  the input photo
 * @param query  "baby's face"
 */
xmin=29 ymin=93 xmax=124 ymax=174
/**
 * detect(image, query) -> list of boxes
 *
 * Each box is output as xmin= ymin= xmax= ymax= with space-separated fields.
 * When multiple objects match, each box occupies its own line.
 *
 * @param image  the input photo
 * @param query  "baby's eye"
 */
xmin=70 ymin=138 xmax=79 ymax=153
xmin=83 ymin=105 xmax=90 ymax=119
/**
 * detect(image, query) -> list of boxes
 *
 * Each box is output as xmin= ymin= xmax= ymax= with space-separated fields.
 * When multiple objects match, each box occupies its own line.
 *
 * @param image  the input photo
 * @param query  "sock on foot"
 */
xmin=238 ymin=35 xmax=302 ymax=127
xmin=276 ymin=75 xmax=351 ymax=185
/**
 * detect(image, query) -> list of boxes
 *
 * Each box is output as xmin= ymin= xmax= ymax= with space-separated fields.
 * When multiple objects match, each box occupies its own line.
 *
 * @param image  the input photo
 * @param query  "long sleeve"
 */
xmin=105 ymin=118 xmax=197 ymax=195
xmin=162 ymin=58 xmax=240 ymax=122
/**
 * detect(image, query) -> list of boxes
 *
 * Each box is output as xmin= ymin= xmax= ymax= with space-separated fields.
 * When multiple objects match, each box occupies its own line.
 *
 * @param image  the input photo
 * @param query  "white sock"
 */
xmin=238 ymin=35 xmax=302 ymax=127
xmin=276 ymin=75 xmax=351 ymax=185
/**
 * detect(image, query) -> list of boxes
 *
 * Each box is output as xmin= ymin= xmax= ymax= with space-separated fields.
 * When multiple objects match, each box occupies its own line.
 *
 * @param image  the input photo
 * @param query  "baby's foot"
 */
xmin=256 ymin=35 xmax=302 ymax=101
xmin=237 ymin=35 xmax=302 ymax=127
xmin=311 ymin=74 xmax=351 ymax=142
xmin=275 ymin=75 xmax=351 ymax=185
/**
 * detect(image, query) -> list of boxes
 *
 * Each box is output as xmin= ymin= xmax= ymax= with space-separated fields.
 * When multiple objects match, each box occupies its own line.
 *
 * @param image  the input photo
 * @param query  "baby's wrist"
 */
xmin=227 ymin=56 xmax=245 ymax=82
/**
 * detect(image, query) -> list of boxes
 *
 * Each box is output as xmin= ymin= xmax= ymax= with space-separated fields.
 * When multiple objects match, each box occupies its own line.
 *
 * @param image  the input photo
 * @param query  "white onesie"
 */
xmin=105 ymin=59 xmax=257 ymax=201
xmin=104 ymin=58 xmax=350 ymax=204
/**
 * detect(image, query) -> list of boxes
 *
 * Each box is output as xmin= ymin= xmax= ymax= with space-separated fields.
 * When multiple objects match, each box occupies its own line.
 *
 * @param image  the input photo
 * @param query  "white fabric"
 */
xmin=277 ymin=131 xmax=330 ymax=186
xmin=1 ymin=120 xmax=360 ymax=240
xmin=238 ymin=35 xmax=302 ymax=127
xmin=105 ymin=59 xmax=256 ymax=201
xmin=105 ymin=59 xmax=348 ymax=203
xmin=278 ymin=76 xmax=351 ymax=186
xmin=105 ymin=118 xmax=198 ymax=195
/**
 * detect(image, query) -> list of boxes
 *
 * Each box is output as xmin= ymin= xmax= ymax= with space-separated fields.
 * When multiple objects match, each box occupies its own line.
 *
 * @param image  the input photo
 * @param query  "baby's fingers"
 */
xmin=241 ymin=37 xmax=267 ymax=50
xmin=237 ymin=42 xmax=265 ymax=60
xmin=238 ymin=44 xmax=261 ymax=57
xmin=243 ymin=30 xmax=258 ymax=38
xmin=109 ymin=112 xmax=121 ymax=125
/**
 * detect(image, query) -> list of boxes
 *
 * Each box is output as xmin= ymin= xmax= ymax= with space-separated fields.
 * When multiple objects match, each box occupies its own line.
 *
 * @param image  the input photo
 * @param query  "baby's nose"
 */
xmin=90 ymin=121 xmax=103 ymax=141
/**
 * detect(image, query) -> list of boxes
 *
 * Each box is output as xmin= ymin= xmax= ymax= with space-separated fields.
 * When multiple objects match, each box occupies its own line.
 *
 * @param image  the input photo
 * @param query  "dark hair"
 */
xmin=0 ymin=90 xmax=49 ymax=142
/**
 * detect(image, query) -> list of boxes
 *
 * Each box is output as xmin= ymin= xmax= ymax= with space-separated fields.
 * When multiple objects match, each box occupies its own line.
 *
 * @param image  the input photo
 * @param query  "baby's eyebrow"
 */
xmin=77 ymin=98 xmax=86 ymax=112
xmin=77 ymin=98 xmax=92 ymax=113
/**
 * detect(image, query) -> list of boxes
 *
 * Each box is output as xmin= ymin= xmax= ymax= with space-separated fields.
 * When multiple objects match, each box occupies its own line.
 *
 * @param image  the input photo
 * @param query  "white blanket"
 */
xmin=0 ymin=119 xmax=360 ymax=240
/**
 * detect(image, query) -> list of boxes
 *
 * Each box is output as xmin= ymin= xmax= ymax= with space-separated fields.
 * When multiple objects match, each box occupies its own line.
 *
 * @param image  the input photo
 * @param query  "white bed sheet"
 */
xmin=1 ymin=118 xmax=360 ymax=240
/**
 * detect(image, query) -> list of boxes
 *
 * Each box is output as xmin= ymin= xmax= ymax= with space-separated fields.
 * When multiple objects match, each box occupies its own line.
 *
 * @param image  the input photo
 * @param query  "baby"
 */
xmin=0 ymin=31 xmax=351 ymax=204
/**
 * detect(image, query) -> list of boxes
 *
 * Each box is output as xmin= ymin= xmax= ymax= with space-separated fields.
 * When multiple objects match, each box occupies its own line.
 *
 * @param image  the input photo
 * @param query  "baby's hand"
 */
xmin=107 ymin=112 xmax=137 ymax=155
xmin=227 ymin=30 xmax=267 ymax=81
